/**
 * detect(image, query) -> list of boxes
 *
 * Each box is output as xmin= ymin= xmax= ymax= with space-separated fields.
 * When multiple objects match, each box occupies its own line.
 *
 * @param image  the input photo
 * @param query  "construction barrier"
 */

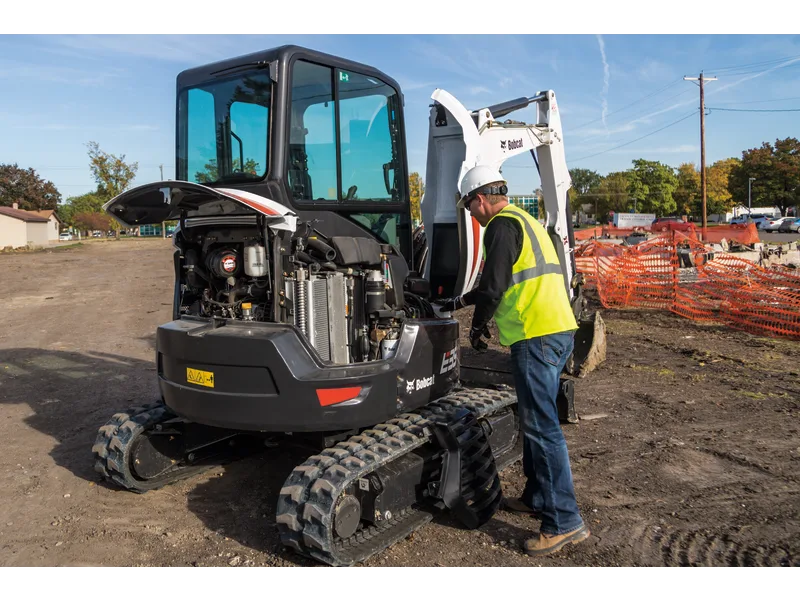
xmin=572 ymin=223 xmax=759 ymax=245
xmin=576 ymin=231 xmax=800 ymax=340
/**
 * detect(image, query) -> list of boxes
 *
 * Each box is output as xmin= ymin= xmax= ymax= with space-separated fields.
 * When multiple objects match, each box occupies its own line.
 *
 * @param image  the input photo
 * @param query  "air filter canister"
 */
xmin=206 ymin=248 xmax=241 ymax=279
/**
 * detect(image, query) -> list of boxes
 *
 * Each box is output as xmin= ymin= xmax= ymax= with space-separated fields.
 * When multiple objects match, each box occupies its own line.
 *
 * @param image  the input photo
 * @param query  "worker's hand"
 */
xmin=469 ymin=325 xmax=490 ymax=351
xmin=436 ymin=296 xmax=466 ymax=312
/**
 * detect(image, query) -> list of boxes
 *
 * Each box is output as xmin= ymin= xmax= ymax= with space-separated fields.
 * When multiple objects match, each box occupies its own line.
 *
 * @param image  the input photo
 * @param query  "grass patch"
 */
xmin=49 ymin=243 xmax=84 ymax=252
xmin=740 ymin=391 xmax=767 ymax=400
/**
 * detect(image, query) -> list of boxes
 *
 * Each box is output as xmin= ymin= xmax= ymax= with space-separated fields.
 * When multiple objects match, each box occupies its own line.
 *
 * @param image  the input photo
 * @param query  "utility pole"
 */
xmin=748 ymin=177 xmax=756 ymax=214
xmin=684 ymin=72 xmax=717 ymax=240
xmin=159 ymin=164 xmax=164 ymax=180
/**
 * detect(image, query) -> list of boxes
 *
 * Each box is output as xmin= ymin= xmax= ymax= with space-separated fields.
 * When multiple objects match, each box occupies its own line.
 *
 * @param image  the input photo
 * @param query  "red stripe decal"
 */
xmin=316 ymin=387 xmax=363 ymax=407
xmin=221 ymin=191 xmax=280 ymax=216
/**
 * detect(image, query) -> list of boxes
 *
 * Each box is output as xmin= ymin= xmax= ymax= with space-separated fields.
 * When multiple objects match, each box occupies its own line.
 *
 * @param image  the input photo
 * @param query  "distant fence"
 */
xmin=576 ymin=231 xmax=800 ymax=340
xmin=574 ymin=223 xmax=760 ymax=245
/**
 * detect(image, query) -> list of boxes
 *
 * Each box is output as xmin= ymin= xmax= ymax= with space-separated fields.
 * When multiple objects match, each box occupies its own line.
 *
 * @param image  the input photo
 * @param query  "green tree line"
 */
xmin=568 ymin=136 xmax=800 ymax=222
xmin=3 ymin=137 xmax=798 ymax=231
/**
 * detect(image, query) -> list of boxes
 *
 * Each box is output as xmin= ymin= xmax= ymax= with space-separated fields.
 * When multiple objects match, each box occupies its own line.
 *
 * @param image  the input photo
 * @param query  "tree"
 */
xmin=568 ymin=168 xmax=601 ymax=221
xmin=86 ymin=141 xmax=138 ymax=200
xmin=57 ymin=191 xmax=106 ymax=228
xmin=626 ymin=159 xmax=677 ymax=216
xmin=729 ymin=138 xmax=800 ymax=216
xmin=408 ymin=172 xmax=424 ymax=225
xmin=674 ymin=163 xmax=700 ymax=216
xmin=704 ymin=157 xmax=740 ymax=217
xmin=74 ymin=211 xmax=112 ymax=233
xmin=0 ymin=163 xmax=61 ymax=211
xmin=86 ymin=141 xmax=138 ymax=237
xmin=195 ymin=158 xmax=259 ymax=183
xmin=593 ymin=171 xmax=632 ymax=220
xmin=533 ymin=187 xmax=545 ymax=219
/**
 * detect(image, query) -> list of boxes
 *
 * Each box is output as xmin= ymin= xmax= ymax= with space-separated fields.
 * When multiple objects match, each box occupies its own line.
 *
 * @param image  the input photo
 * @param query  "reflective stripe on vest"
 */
xmin=487 ymin=204 xmax=578 ymax=346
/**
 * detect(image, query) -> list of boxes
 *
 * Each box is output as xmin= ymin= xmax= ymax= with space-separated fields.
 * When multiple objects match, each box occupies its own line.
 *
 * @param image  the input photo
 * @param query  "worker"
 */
xmin=438 ymin=165 xmax=589 ymax=557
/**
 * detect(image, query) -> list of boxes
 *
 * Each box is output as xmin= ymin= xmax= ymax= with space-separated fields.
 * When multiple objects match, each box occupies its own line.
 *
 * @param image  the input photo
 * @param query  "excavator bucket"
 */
xmin=566 ymin=311 xmax=607 ymax=378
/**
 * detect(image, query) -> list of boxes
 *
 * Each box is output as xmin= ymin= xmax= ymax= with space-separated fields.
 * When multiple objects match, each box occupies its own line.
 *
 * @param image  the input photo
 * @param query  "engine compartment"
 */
xmin=173 ymin=217 xmax=434 ymax=365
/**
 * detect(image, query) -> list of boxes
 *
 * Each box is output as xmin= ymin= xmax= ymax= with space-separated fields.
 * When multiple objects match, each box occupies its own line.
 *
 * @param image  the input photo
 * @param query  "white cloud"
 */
xmin=120 ymin=125 xmax=160 ymax=132
xmin=637 ymin=60 xmax=674 ymax=82
xmin=597 ymin=35 xmax=610 ymax=131
xmin=12 ymin=123 xmax=80 ymax=131
xmin=573 ymin=122 xmax=638 ymax=138
xmin=0 ymin=58 xmax=123 ymax=86
xmin=470 ymin=86 xmax=491 ymax=95
xmin=397 ymin=79 xmax=436 ymax=92
xmin=48 ymin=35 xmax=241 ymax=65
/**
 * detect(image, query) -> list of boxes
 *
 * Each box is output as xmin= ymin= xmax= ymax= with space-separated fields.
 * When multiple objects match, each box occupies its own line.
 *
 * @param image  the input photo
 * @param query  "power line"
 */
xmin=716 ymin=61 xmax=800 ymax=77
xmin=569 ymin=110 xmax=699 ymax=163
xmin=573 ymin=87 xmax=695 ymax=143
xmin=705 ymin=53 xmax=800 ymax=72
xmin=584 ymin=87 xmax=693 ymax=132
xmin=570 ymin=78 xmax=684 ymax=131
xmin=707 ymin=107 xmax=800 ymax=112
xmin=712 ymin=96 xmax=800 ymax=106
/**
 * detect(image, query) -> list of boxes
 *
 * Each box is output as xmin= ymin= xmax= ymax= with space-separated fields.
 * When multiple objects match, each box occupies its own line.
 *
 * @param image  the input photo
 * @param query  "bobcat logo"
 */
xmin=500 ymin=140 xmax=507 ymax=150
xmin=406 ymin=379 xmax=415 ymax=394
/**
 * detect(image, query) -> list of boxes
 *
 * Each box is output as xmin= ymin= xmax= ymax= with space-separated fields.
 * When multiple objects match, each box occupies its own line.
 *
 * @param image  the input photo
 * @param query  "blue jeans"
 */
xmin=510 ymin=331 xmax=584 ymax=535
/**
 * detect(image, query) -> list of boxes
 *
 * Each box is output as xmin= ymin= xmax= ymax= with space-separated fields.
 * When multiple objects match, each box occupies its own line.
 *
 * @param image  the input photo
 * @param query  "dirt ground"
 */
xmin=1 ymin=239 xmax=798 ymax=567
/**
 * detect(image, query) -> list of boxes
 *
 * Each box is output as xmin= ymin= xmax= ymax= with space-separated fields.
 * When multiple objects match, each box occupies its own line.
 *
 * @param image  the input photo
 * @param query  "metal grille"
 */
xmin=327 ymin=274 xmax=349 ymax=364
xmin=309 ymin=278 xmax=330 ymax=361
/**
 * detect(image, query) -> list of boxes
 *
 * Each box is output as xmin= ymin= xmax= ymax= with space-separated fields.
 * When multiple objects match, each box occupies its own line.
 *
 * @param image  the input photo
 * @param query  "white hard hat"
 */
xmin=457 ymin=165 xmax=507 ymax=208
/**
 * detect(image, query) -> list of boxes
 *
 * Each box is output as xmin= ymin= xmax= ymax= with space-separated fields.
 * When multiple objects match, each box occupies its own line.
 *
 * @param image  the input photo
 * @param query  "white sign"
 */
xmin=614 ymin=213 xmax=655 ymax=228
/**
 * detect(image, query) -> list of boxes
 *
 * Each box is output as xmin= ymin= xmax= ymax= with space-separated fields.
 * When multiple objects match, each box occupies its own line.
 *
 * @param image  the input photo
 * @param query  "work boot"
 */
xmin=502 ymin=497 xmax=541 ymax=518
xmin=523 ymin=524 xmax=590 ymax=557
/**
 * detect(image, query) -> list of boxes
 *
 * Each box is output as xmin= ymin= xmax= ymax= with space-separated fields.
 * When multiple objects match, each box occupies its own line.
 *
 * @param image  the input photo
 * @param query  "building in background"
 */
xmin=26 ymin=209 xmax=62 ymax=242
xmin=509 ymin=196 xmax=539 ymax=219
xmin=0 ymin=204 xmax=52 ymax=249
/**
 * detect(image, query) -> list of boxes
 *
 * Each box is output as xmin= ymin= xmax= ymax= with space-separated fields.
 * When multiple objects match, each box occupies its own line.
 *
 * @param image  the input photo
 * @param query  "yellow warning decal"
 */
xmin=186 ymin=367 xmax=214 ymax=388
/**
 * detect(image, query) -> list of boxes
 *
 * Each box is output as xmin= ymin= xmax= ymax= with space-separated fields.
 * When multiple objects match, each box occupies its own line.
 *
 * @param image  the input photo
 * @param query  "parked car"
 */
xmin=651 ymin=217 xmax=693 ymax=232
xmin=763 ymin=216 xmax=795 ymax=232
xmin=92 ymin=231 xmax=103 ymax=237
xmin=730 ymin=214 xmax=770 ymax=228
xmin=59 ymin=232 xmax=73 ymax=241
xmin=777 ymin=218 xmax=800 ymax=233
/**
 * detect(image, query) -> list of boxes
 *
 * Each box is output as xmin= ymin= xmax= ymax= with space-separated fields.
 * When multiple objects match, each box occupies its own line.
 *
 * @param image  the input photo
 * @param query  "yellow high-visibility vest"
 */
xmin=486 ymin=204 xmax=577 ymax=346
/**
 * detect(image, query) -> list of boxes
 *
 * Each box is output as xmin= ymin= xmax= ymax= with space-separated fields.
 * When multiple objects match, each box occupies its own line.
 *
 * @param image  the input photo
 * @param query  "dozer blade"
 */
xmin=566 ymin=311 xmax=607 ymax=378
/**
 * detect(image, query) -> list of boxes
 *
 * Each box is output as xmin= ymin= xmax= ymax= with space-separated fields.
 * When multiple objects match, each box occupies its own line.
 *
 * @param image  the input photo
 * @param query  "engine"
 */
xmin=174 ymin=220 xmax=433 ymax=366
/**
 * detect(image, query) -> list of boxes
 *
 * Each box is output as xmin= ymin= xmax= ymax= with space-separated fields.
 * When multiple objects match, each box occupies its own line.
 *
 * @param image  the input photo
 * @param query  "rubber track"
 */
xmin=276 ymin=388 xmax=517 ymax=566
xmin=92 ymin=402 xmax=211 ymax=493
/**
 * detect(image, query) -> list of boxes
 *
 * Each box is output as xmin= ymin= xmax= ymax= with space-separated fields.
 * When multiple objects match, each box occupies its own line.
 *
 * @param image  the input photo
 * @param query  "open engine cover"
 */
xmin=103 ymin=180 xmax=297 ymax=233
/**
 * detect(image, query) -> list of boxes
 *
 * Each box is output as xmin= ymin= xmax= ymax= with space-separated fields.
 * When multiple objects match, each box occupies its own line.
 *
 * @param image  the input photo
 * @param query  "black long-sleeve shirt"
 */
xmin=462 ymin=216 xmax=522 ymax=331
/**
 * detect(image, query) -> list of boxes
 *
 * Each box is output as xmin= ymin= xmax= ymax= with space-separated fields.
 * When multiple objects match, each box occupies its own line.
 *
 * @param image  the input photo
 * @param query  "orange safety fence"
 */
xmin=576 ymin=231 xmax=800 ymax=340
xmin=573 ymin=223 xmax=759 ymax=245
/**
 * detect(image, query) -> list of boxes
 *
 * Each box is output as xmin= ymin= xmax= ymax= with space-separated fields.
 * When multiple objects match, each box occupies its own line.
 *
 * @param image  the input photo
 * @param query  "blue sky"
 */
xmin=1 ymin=34 xmax=799 ymax=200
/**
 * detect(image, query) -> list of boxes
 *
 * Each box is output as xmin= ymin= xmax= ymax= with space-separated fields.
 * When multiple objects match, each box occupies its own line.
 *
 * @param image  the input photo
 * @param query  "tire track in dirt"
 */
xmin=693 ymin=446 xmax=800 ymax=484
xmin=627 ymin=521 xmax=800 ymax=566
xmin=653 ymin=529 xmax=799 ymax=566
